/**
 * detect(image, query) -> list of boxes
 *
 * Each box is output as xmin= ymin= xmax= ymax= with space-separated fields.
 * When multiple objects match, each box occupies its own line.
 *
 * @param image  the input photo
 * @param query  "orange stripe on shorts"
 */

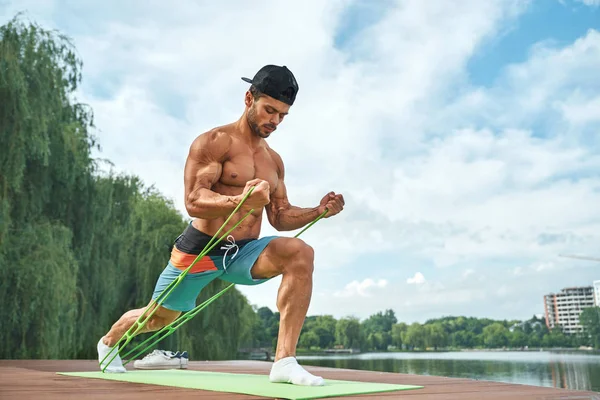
xmin=169 ymin=246 xmax=217 ymax=274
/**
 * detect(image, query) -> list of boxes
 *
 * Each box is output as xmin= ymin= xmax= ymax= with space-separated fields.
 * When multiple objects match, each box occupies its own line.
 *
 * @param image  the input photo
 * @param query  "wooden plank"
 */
xmin=0 ymin=360 xmax=598 ymax=400
xmin=0 ymin=366 xmax=260 ymax=400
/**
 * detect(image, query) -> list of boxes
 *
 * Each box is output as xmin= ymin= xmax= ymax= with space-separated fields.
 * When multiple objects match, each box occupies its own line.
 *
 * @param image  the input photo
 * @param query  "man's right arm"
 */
xmin=184 ymin=130 xmax=242 ymax=219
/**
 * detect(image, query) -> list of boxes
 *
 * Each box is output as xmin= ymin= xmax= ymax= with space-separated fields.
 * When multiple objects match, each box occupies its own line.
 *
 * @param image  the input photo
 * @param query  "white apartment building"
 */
xmin=543 ymin=286 xmax=595 ymax=335
xmin=594 ymin=280 xmax=600 ymax=306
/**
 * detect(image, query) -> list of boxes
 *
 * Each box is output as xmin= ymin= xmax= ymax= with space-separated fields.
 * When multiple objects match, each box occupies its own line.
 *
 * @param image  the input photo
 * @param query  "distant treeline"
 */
xmin=250 ymin=308 xmax=600 ymax=352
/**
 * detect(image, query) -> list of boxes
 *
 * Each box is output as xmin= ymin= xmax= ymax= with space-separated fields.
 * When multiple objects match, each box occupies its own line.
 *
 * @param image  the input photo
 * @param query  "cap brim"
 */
xmin=241 ymin=77 xmax=253 ymax=84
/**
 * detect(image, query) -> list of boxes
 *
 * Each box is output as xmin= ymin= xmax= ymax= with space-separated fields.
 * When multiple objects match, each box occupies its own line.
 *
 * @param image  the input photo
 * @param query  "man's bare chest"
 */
xmin=219 ymin=149 xmax=279 ymax=192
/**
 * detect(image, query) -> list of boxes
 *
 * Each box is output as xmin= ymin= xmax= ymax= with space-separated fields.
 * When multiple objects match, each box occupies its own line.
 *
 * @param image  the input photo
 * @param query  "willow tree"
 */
xmin=0 ymin=15 xmax=95 ymax=358
xmin=0 ymin=15 xmax=260 ymax=360
xmin=0 ymin=15 xmax=96 ymax=230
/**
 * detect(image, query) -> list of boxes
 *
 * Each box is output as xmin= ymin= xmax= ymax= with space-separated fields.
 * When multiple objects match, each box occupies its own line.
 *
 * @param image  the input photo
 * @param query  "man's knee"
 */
xmin=283 ymin=238 xmax=314 ymax=273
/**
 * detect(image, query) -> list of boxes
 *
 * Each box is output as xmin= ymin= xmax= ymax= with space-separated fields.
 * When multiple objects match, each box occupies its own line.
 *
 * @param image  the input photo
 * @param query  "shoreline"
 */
xmin=294 ymin=347 xmax=600 ymax=356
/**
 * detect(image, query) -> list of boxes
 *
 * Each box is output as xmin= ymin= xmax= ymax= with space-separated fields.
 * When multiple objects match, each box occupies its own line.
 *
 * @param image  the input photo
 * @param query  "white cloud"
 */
xmin=534 ymin=261 xmax=557 ymax=272
xmin=334 ymin=278 xmax=388 ymax=298
xmin=407 ymin=272 xmax=426 ymax=285
xmin=2 ymin=1 xmax=599 ymax=323
xmin=574 ymin=0 xmax=600 ymax=6
xmin=557 ymin=94 xmax=600 ymax=125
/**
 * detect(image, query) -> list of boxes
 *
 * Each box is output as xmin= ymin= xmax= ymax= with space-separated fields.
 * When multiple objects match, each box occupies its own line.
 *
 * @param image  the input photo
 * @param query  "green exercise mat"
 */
xmin=58 ymin=369 xmax=423 ymax=399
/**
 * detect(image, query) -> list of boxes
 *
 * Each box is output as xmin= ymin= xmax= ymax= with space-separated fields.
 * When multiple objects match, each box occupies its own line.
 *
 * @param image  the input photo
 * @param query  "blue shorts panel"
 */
xmin=151 ymin=263 xmax=222 ymax=312
xmin=219 ymin=235 xmax=279 ymax=286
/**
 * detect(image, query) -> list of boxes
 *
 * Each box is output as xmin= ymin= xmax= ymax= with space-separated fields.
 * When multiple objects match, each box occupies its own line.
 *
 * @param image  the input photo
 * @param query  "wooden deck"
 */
xmin=1 ymin=359 xmax=598 ymax=399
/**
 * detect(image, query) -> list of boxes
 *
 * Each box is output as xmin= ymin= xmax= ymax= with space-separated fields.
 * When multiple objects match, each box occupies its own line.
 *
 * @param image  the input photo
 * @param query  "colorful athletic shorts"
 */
xmin=151 ymin=222 xmax=279 ymax=312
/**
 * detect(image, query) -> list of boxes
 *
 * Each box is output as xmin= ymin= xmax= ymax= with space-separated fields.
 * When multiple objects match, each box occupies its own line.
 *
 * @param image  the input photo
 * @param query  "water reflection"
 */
xmin=297 ymin=351 xmax=600 ymax=392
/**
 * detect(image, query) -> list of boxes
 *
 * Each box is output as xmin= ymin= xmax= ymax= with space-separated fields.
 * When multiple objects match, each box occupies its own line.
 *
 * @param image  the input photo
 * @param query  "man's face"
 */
xmin=246 ymin=94 xmax=290 ymax=138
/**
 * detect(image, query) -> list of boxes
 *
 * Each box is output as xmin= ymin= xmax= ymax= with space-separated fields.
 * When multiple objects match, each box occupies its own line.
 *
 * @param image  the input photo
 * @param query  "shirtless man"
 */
xmin=97 ymin=65 xmax=345 ymax=386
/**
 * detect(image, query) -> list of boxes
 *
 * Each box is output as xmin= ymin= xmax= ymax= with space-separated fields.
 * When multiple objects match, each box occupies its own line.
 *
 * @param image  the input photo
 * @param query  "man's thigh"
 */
xmin=250 ymin=237 xmax=309 ymax=279
xmin=220 ymin=236 xmax=313 ymax=285
xmin=219 ymin=236 xmax=290 ymax=285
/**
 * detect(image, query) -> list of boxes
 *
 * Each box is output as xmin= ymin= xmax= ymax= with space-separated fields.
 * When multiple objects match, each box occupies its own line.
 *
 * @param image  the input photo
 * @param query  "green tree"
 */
xmin=0 ymin=15 xmax=95 ymax=359
xmin=251 ymin=306 xmax=276 ymax=347
xmin=482 ymin=323 xmax=508 ymax=348
xmin=403 ymin=323 xmax=426 ymax=350
xmin=313 ymin=316 xmax=337 ymax=349
xmin=362 ymin=309 xmax=397 ymax=335
xmin=336 ymin=317 xmax=361 ymax=349
xmin=0 ymin=222 xmax=79 ymax=358
xmin=580 ymin=307 xmax=600 ymax=348
xmin=299 ymin=331 xmax=319 ymax=349
xmin=509 ymin=329 xmax=529 ymax=348
xmin=391 ymin=323 xmax=408 ymax=348
xmin=366 ymin=332 xmax=380 ymax=350
xmin=426 ymin=323 xmax=447 ymax=350
xmin=541 ymin=328 xmax=570 ymax=348
xmin=451 ymin=330 xmax=477 ymax=348
xmin=257 ymin=306 xmax=275 ymax=322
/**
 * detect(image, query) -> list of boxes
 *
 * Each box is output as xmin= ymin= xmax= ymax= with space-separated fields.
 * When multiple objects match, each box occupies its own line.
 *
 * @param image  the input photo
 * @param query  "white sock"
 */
xmin=97 ymin=337 xmax=126 ymax=373
xmin=269 ymin=357 xmax=324 ymax=386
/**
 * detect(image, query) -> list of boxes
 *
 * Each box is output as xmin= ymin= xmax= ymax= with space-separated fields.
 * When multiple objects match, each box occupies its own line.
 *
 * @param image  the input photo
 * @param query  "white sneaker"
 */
xmin=133 ymin=349 xmax=189 ymax=370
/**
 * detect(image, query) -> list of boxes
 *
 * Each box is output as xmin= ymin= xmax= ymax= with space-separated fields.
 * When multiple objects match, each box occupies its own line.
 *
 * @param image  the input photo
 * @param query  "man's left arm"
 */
xmin=266 ymin=151 xmax=344 ymax=231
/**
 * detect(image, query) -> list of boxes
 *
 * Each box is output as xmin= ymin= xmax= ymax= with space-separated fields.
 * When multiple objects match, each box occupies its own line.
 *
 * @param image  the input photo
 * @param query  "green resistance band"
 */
xmin=100 ymin=187 xmax=257 ymax=371
xmin=120 ymin=208 xmax=328 ymax=367
xmin=100 ymin=186 xmax=328 ymax=372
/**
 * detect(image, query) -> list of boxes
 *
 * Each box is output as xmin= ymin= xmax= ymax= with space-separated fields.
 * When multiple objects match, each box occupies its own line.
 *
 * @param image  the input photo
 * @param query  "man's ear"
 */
xmin=244 ymin=91 xmax=253 ymax=108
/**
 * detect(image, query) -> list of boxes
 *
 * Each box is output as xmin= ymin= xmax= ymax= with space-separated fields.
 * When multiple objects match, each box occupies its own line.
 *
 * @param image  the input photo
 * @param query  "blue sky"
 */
xmin=334 ymin=1 xmax=394 ymax=52
xmin=1 ymin=0 xmax=599 ymax=323
xmin=468 ymin=0 xmax=600 ymax=86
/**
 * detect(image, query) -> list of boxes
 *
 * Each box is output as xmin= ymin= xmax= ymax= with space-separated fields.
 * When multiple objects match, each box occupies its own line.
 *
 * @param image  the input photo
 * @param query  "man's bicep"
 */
xmin=184 ymin=132 xmax=230 ymax=204
xmin=185 ymin=159 xmax=221 ymax=196
xmin=267 ymin=177 xmax=291 ymax=222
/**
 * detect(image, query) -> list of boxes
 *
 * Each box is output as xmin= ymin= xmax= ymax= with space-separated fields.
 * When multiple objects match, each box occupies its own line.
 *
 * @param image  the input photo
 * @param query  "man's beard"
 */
xmin=247 ymin=105 xmax=274 ymax=138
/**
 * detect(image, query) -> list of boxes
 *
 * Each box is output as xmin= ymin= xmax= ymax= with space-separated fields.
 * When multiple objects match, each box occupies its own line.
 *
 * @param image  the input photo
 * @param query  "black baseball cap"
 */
xmin=241 ymin=65 xmax=299 ymax=105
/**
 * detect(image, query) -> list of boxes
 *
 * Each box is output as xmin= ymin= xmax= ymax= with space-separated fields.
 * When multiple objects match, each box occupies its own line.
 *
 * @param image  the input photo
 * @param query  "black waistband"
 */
xmin=174 ymin=222 xmax=254 ymax=256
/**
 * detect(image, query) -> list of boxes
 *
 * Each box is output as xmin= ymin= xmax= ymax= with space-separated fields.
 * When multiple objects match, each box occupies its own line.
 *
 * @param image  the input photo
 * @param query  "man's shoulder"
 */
xmin=194 ymin=126 xmax=234 ymax=146
xmin=189 ymin=127 xmax=234 ymax=161
xmin=265 ymin=144 xmax=284 ymax=174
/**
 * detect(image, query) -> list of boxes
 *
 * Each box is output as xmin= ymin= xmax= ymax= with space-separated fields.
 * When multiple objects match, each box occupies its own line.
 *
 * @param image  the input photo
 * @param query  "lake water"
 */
xmin=297 ymin=351 xmax=600 ymax=392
